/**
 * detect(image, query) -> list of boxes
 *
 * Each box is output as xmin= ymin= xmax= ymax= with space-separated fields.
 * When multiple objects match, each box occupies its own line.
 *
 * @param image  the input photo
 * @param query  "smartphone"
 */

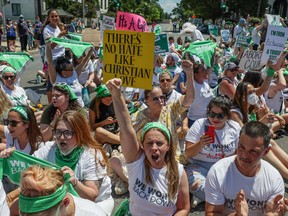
xmin=205 ymin=125 xmax=215 ymax=143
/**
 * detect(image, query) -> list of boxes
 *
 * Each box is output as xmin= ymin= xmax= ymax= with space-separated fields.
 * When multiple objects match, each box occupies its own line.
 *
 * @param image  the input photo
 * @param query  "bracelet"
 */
xmin=72 ymin=179 xmax=78 ymax=187
xmin=267 ymin=68 xmax=275 ymax=77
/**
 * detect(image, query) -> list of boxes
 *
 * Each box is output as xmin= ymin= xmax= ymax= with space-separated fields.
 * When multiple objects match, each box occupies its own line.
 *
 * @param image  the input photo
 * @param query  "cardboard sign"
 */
xmin=239 ymin=50 xmax=263 ymax=71
xmin=103 ymin=30 xmax=155 ymax=89
xmin=154 ymin=34 xmax=168 ymax=54
xmin=116 ymin=11 xmax=148 ymax=32
xmin=208 ymin=24 xmax=218 ymax=36
xmin=262 ymin=25 xmax=288 ymax=64
xmin=235 ymin=35 xmax=252 ymax=47
xmin=82 ymin=28 xmax=101 ymax=45
xmin=221 ymin=29 xmax=230 ymax=42
xmin=266 ymin=14 xmax=281 ymax=26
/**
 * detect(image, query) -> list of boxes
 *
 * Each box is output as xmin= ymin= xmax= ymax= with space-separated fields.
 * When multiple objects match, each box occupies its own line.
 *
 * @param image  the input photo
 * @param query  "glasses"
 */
xmin=152 ymin=95 xmax=165 ymax=103
xmin=208 ymin=112 xmax=226 ymax=119
xmin=4 ymin=119 xmax=24 ymax=127
xmin=159 ymin=78 xmax=171 ymax=83
xmin=53 ymin=129 xmax=74 ymax=139
xmin=3 ymin=76 xmax=16 ymax=80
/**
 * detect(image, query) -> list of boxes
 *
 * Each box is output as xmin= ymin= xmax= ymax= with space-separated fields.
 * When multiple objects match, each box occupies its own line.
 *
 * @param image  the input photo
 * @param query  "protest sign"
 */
xmin=154 ymin=25 xmax=161 ymax=35
xmin=154 ymin=34 xmax=168 ymax=54
xmin=262 ymin=25 xmax=288 ymax=64
xmin=208 ymin=24 xmax=218 ymax=36
xmin=266 ymin=14 xmax=281 ymax=26
xmin=103 ymin=15 xmax=115 ymax=30
xmin=239 ymin=50 xmax=263 ymax=71
xmin=0 ymin=52 xmax=33 ymax=71
xmin=221 ymin=29 xmax=230 ymax=42
xmin=235 ymin=35 xmax=252 ymax=47
xmin=116 ymin=11 xmax=148 ymax=32
xmin=82 ymin=28 xmax=101 ymax=45
xmin=103 ymin=30 xmax=154 ymax=89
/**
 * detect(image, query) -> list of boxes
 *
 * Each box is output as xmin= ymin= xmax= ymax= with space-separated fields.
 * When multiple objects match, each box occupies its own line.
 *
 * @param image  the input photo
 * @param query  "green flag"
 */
xmin=185 ymin=40 xmax=217 ymax=67
xmin=154 ymin=34 xmax=169 ymax=54
xmin=208 ymin=24 xmax=218 ymax=36
xmin=67 ymin=32 xmax=82 ymax=41
xmin=49 ymin=37 xmax=93 ymax=58
xmin=154 ymin=25 xmax=161 ymax=35
xmin=0 ymin=52 xmax=34 ymax=71
xmin=0 ymin=150 xmax=78 ymax=196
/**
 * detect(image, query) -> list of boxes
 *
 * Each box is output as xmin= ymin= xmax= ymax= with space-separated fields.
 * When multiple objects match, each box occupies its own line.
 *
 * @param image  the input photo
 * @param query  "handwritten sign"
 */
xmin=103 ymin=15 xmax=115 ymax=30
xmin=221 ymin=29 xmax=230 ymax=42
xmin=116 ymin=11 xmax=148 ymax=32
xmin=235 ymin=35 xmax=252 ymax=47
xmin=266 ymin=14 xmax=281 ymax=26
xmin=208 ymin=24 xmax=218 ymax=36
xmin=154 ymin=34 xmax=168 ymax=54
xmin=103 ymin=30 xmax=154 ymax=89
xmin=239 ymin=50 xmax=263 ymax=71
xmin=262 ymin=25 xmax=288 ymax=64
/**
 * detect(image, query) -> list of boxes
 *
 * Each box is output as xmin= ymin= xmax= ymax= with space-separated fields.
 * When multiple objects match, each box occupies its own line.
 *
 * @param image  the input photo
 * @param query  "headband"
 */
xmin=2 ymin=66 xmax=16 ymax=76
xmin=158 ymin=69 xmax=173 ymax=80
xmin=19 ymin=184 xmax=67 ymax=213
xmin=141 ymin=122 xmax=171 ymax=143
xmin=10 ymin=106 xmax=28 ymax=120
xmin=95 ymin=84 xmax=111 ymax=98
xmin=54 ymin=83 xmax=78 ymax=101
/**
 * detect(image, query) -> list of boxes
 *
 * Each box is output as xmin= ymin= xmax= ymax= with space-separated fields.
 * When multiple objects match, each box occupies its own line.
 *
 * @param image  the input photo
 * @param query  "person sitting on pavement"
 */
xmin=205 ymin=121 xmax=288 ymax=216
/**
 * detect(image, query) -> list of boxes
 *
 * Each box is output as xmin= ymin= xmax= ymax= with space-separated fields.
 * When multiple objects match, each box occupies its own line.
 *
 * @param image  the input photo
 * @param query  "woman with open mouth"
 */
xmin=107 ymin=78 xmax=190 ymax=216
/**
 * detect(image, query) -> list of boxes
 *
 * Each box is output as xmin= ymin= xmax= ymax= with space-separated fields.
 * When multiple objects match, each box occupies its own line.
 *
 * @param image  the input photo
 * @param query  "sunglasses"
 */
xmin=3 ymin=76 xmax=16 ymax=80
xmin=208 ymin=112 xmax=226 ymax=119
xmin=4 ymin=119 xmax=25 ymax=127
xmin=159 ymin=78 xmax=171 ymax=83
xmin=152 ymin=95 xmax=165 ymax=103
xmin=53 ymin=129 xmax=74 ymax=139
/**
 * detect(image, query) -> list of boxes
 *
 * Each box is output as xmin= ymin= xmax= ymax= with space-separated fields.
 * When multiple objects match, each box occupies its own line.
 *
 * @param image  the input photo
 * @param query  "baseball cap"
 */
xmin=239 ymin=18 xmax=246 ymax=24
xmin=224 ymin=62 xmax=239 ymax=71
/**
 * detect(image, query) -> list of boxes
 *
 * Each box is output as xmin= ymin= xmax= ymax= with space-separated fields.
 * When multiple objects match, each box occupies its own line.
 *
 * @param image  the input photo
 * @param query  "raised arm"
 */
xmin=75 ymin=47 xmax=94 ymax=76
xmin=106 ymin=78 xmax=142 ymax=163
xmin=181 ymin=60 xmax=195 ymax=107
xmin=46 ymin=42 xmax=57 ymax=84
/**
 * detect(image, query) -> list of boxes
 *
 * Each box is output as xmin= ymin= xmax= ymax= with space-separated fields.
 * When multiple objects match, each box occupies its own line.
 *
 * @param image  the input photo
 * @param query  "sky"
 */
xmin=159 ymin=0 xmax=179 ymax=13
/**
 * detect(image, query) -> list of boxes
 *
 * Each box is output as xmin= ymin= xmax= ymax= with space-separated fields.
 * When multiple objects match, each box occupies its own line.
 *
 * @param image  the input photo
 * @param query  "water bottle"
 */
xmin=36 ymin=74 xmax=41 ymax=84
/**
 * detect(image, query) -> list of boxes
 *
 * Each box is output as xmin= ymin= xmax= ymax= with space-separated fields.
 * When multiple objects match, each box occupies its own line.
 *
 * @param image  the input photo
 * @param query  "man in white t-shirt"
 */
xmin=205 ymin=121 xmax=288 ymax=216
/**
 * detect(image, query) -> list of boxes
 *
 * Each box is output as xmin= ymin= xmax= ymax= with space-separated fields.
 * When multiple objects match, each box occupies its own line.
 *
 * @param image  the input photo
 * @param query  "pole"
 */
xmin=82 ymin=0 xmax=85 ymax=20
xmin=257 ymin=0 xmax=262 ymax=17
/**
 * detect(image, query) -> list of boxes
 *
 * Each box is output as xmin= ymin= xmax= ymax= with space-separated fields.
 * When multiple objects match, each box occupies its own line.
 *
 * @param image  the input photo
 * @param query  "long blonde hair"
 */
xmin=0 ymin=88 xmax=12 ymax=116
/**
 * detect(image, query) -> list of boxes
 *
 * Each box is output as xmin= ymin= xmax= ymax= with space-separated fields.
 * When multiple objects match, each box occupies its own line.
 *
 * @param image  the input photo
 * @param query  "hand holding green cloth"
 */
xmin=0 ymin=52 xmax=34 ymax=71
xmin=0 ymin=150 xmax=78 ymax=196
xmin=184 ymin=40 xmax=217 ymax=67
xmin=49 ymin=37 xmax=93 ymax=58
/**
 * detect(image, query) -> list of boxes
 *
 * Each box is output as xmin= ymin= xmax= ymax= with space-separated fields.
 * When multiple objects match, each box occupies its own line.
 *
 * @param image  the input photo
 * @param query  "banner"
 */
xmin=49 ymin=37 xmax=93 ymax=58
xmin=154 ymin=34 xmax=168 ymax=54
xmin=0 ymin=52 xmax=34 ymax=71
xmin=185 ymin=40 xmax=217 ymax=67
xmin=239 ymin=50 xmax=263 ymax=71
xmin=220 ymin=29 xmax=230 ymax=42
xmin=262 ymin=25 xmax=288 ymax=64
xmin=208 ymin=24 xmax=218 ymax=36
xmin=116 ymin=11 xmax=148 ymax=32
xmin=103 ymin=30 xmax=154 ymax=89
xmin=235 ymin=35 xmax=252 ymax=47
xmin=266 ymin=14 xmax=282 ymax=26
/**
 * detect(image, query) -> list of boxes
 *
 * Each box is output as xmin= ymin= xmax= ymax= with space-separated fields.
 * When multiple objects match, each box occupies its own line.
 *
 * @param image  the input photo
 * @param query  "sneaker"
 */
xmin=114 ymin=178 xmax=128 ymax=195
xmin=191 ymin=195 xmax=203 ymax=208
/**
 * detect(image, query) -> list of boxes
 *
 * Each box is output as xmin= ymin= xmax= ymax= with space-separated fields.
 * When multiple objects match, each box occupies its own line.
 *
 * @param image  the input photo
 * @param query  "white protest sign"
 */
xmin=221 ymin=29 xmax=230 ymax=42
xmin=261 ymin=25 xmax=288 ymax=64
xmin=239 ymin=50 xmax=263 ymax=71
xmin=266 ymin=14 xmax=281 ymax=26
xmin=100 ymin=15 xmax=115 ymax=43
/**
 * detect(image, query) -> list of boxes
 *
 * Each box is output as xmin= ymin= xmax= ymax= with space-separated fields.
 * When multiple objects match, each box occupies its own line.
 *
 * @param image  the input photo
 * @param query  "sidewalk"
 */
xmin=2 ymin=38 xmax=39 ymax=55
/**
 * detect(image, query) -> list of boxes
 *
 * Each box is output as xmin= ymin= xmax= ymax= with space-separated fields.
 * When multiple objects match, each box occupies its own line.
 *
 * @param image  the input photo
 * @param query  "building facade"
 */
xmin=268 ymin=0 xmax=288 ymax=18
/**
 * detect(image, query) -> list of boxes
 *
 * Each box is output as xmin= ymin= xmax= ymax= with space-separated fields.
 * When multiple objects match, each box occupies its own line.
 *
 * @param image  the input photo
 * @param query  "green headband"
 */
xmin=141 ymin=122 xmax=171 ymax=143
xmin=10 ymin=106 xmax=28 ymax=120
xmin=284 ymin=67 xmax=288 ymax=76
xmin=2 ymin=66 xmax=17 ymax=76
xmin=54 ymin=83 xmax=78 ymax=101
xmin=95 ymin=84 xmax=111 ymax=98
xmin=158 ymin=70 xmax=173 ymax=81
xmin=19 ymin=184 xmax=67 ymax=213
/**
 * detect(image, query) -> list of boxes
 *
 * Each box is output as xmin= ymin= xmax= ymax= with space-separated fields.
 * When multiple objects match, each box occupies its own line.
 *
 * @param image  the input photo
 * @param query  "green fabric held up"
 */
xmin=49 ymin=37 xmax=93 ymax=58
xmin=55 ymin=146 xmax=84 ymax=171
xmin=184 ymin=40 xmax=217 ymax=67
xmin=114 ymin=199 xmax=132 ymax=216
xmin=68 ymin=32 xmax=82 ymax=41
xmin=154 ymin=25 xmax=161 ymax=35
xmin=0 ymin=52 xmax=34 ymax=71
xmin=0 ymin=150 xmax=79 ymax=197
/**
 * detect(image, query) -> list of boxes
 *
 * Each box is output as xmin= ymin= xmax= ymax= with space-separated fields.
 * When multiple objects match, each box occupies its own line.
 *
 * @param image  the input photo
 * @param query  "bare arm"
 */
xmin=75 ymin=47 xmax=94 ymax=76
xmin=46 ymin=42 xmax=57 ymax=84
xmin=219 ymin=80 xmax=235 ymax=100
xmin=205 ymin=202 xmax=226 ymax=216
xmin=174 ymin=171 xmax=190 ymax=215
xmin=106 ymin=78 xmax=142 ymax=163
xmin=181 ymin=60 xmax=195 ymax=107
xmin=0 ymin=125 xmax=5 ymax=138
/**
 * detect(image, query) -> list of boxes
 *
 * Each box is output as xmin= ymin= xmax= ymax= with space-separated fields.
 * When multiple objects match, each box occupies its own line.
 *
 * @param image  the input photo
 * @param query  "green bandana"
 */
xmin=158 ymin=70 xmax=173 ymax=80
xmin=98 ymin=45 xmax=103 ymax=60
xmin=154 ymin=25 xmax=161 ymax=35
xmin=49 ymin=37 xmax=93 ymax=58
xmin=19 ymin=184 xmax=67 ymax=213
xmin=10 ymin=106 xmax=28 ymax=120
xmin=54 ymin=83 xmax=78 ymax=101
xmin=142 ymin=122 xmax=171 ymax=143
xmin=95 ymin=84 xmax=111 ymax=98
xmin=2 ymin=66 xmax=17 ymax=75
xmin=0 ymin=52 xmax=34 ymax=71
xmin=55 ymin=146 xmax=84 ymax=171
xmin=0 ymin=150 xmax=78 ymax=196
xmin=68 ymin=32 xmax=82 ymax=41
xmin=284 ymin=67 xmax=288 ymax=76
xmin=185 ymin=40 xmax=217 ymax=67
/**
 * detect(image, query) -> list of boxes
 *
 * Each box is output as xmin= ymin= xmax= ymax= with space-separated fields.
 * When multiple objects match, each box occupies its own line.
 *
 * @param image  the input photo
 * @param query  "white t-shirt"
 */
xmin=78 ymin=60 xmax=94 ymax=85
xmin=43 ymin=25 xmax=65 ymax=61
xmin=187 ymin=81 xmax=214 ymax=121
xmin=186 ymin=118 xmax=241 ymax=162
xmin=1 ymin=85 xmax=28 ymax=106
xmin=251 ymin=27 xmax=261 ymax=45
xmin=205 ymin=155 xmax=284 ymax=216
xmin=72 ymin=194 xmax=106 ymax=216
xmin=0 ymin=181 xmax=9 ymax=216
xmin=121 ymin=87 xmax=139 ymax=101
xmin=166 ymin=90 xmax=182 ymax=105
xmin=264 ymin=84 xmax=284 ymax=114
xmin=127 ymin=153 xmax=183 ymax=216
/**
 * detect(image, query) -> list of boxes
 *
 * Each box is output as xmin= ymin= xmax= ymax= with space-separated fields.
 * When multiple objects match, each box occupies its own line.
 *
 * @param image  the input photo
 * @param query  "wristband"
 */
xmin=267 ymin=68 xmax=275 ymax=77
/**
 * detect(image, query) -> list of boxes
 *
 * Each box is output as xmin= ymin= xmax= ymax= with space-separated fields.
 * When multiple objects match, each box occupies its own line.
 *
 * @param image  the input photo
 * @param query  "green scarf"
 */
xmin=68 ymin=32 xmax=82 ymax=41
xmin=0 ymin=52 xmax=34 ymax=71
xmin=55 ymin=146 xmax=84 ymax=171
xmin=0 ymin=150 xmax=78 ymax=196
xmin=49 ymin=37 xmax=93 ymax=58
xmin=185 ymin=40 xmax=217 ymax=67
xmin=154 ymin=25 xmax=161 ymax=35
